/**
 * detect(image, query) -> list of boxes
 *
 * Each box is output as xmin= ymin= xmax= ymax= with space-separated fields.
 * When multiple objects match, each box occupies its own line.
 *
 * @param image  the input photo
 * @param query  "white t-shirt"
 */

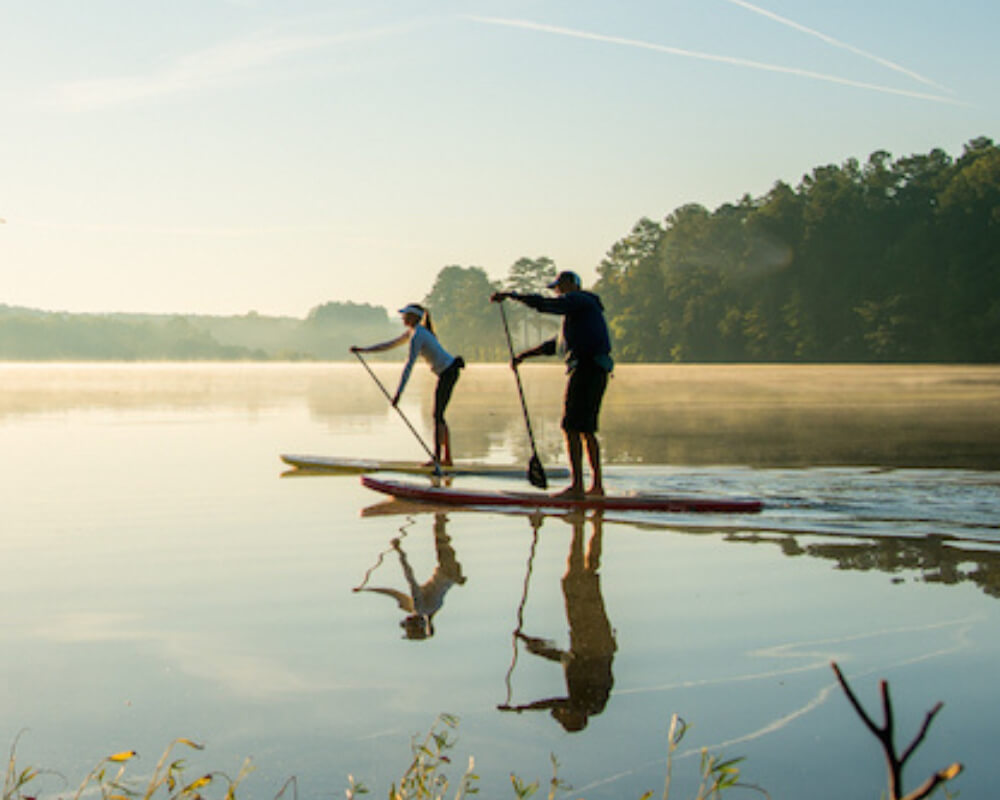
xmin=397 ymin=326 xmax=455 ymax=396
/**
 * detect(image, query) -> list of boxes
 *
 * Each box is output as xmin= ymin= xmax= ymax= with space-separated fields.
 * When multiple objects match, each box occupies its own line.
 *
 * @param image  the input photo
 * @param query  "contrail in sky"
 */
xmin=721 ymin=0 xmax=952 ymax=93
xmin=49 ymin=24 xmax=408 ymax=111
xmin=467 ymin=16 xmax=964 ymax=105
xmin=13 ymin=218 xmax=339 ymax=237
xmin=51 ymin=33 xmax=340 ymax=111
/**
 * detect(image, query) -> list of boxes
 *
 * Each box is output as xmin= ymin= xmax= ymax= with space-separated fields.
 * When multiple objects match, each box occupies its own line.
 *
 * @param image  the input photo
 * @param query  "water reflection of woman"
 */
xmin=354 ymin=513 xmax=466 ymax=640
xmin=500 ymin=512 xmax=617 ymax=731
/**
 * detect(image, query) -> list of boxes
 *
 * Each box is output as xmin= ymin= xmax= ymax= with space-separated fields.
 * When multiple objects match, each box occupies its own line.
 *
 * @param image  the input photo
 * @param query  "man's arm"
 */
xmin=513 ymin=339 xmax=557 ymax=366
xmin=497 ymin=697 xmax=568 ymax=712
xmin=491 ymin=291 xmax=576 ymax=316
xmin=490 ymin=292 xmax=558 ymax=365
xmin=517 ymin=632 xmax=566 ymax=662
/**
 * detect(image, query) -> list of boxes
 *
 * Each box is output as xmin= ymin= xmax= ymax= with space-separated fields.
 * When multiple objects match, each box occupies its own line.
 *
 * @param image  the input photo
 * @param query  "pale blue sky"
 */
xmin=2 ymin=0 xmax=997 ymax=316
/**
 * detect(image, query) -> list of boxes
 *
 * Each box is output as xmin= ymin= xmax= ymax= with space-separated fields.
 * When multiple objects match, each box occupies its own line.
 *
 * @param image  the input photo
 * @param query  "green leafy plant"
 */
xmin=4 ymin=736 xmax=252 ymax=800
xmin=652 ymin=714 xmax=766 ymax=800
xmin=4 ymin=732 xmax=42 ymax=800
xmin=388 ymin=714 xmax=478 ymax=800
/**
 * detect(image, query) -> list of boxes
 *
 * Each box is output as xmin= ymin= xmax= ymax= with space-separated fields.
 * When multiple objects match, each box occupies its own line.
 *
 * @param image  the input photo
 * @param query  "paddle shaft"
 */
xmin=498 ymin=302 xmax=542 ymax=460
xmin=502 ymin=521 xmax=541 ymax=707
xmin=353 ymin=350 xmax=440 ymax=472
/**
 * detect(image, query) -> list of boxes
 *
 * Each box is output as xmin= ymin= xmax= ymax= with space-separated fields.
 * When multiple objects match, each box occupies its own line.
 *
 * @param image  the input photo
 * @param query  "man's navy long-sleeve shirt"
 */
xmin=516 ymin=290 xmax=612 ymax=368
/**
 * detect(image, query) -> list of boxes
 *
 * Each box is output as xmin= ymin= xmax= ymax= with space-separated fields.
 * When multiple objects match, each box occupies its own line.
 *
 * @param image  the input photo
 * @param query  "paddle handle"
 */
xmin=353 ymin=350 xmax=440 ymax=472
xmin=498 ymin=302 xmax=541 ymax=455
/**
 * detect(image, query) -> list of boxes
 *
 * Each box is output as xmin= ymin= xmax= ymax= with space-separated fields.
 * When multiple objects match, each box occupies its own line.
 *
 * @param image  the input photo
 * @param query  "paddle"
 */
xmin=353 ymin=350 xmax=442 ymax=476
xmin=497 ymin=301 xmax=548 ymax=489
xmin=500 ymin=516 xmax=542 ymax=709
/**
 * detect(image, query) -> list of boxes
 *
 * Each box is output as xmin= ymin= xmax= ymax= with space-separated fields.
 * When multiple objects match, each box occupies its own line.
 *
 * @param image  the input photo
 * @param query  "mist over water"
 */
xmin=5 ymin=362 xmax=997 ymax=467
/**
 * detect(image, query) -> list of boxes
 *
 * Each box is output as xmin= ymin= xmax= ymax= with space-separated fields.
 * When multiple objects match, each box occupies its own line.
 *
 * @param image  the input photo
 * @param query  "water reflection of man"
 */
xmin=354 ymin=513 xmax=466 ymax=640
xmin=500 ymin=511 xmax=616 ymax=731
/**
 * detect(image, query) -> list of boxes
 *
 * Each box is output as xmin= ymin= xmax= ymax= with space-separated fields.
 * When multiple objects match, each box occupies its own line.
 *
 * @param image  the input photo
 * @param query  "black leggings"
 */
xmin=434 ymin=356 xmax=464 ymax=424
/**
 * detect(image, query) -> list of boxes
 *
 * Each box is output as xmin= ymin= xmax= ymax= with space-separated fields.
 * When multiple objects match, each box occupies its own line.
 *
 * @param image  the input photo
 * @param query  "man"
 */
xmin=491 ymin=270 xmax=613 ymax=498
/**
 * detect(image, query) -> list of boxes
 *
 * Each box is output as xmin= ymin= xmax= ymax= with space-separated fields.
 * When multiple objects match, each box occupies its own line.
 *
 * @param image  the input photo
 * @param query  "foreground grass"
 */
xmin=347 ymin=713 xmax=762 ymax=800
xmin=4 ymin=714 xmax=757 ymax=800
xmin=3 ymin=735 xmax=256 ymax=800
xmin=3 ymin=665 xmax=962 ymax=800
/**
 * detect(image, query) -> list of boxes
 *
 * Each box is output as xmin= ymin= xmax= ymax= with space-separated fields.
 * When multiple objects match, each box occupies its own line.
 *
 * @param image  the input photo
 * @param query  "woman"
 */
xmin=351 ymin=304 xmax=464 ymax=466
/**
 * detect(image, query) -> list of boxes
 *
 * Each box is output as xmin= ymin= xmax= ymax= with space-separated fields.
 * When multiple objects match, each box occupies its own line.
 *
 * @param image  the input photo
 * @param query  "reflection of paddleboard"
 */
xmin=361 ymin=499 xmax=452 ymax=517
xmin=360 ymin=476 xmax=764 ymax=514
xmin=361 ymin=499 xmax=609 ymax=528
xmin=281 ymin=454 xmax=569 ymax=479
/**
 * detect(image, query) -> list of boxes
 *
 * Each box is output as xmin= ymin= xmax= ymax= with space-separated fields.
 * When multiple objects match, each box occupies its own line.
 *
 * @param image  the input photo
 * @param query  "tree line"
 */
xmin=0 ymin=263 xmax=559 ymax=362
xmin=4 ymin=138 xmax=997 ymax=362
xmin=593 ymin=136 xmax=1000 ymax=362
xmin=426 ymin=137 xmax=1000 ymax=363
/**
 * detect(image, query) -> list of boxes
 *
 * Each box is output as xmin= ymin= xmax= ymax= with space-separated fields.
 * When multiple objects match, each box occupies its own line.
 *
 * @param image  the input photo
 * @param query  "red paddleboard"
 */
xmin=360 ymin=476 xmax=764 ymax=514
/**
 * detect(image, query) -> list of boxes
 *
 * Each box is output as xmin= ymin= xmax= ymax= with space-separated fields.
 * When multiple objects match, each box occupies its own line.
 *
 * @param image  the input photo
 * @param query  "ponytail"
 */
xmin=408 ymin=303 xmax=434 ymax=335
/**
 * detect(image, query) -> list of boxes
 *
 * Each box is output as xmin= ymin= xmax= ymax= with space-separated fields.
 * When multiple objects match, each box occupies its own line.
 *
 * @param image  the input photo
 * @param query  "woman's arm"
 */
xmin=351 ymin=331 xmax=410 ymax=354
xmin=353 ymin=586 xmax=415 ymax=612
xmin=392 ymin=329 xmax=423 ymax=404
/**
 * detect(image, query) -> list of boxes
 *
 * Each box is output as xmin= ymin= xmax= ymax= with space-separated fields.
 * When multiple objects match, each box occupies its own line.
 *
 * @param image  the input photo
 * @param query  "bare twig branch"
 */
xmin=901 ymin=763 xmax=963 ymax=800
xmin=830 ymin=661 xmax=962 ymax=800
xmin=899 ymin=703 xmax=943 ymax=765
xmin=831 ymin=662 xmax=880 ymax=737
xmin=880 ymin=680 xmax=895 ymax=749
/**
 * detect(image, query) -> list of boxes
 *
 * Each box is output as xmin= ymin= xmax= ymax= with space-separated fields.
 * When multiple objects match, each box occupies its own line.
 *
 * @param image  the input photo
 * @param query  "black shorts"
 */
xmin=434 ymin=356 xmax=464 ymax=423
xmin=562 ymin=360 xmax=608 ymax=434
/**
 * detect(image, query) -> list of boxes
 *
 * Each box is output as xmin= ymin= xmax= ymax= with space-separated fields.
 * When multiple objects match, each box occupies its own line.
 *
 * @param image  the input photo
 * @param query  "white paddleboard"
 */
xmin=281 ymin=454 xmax=569 ymax=479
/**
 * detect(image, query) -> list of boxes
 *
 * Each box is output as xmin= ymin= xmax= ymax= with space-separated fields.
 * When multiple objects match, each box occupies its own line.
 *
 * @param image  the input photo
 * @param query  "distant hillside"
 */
xmin=0 ymin=301 xmax=398 ymax=361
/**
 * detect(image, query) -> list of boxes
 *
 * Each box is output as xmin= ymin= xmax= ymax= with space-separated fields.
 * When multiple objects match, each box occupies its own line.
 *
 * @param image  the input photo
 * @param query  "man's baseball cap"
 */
xmin=547 ymin=270 xmax=582 ymax=289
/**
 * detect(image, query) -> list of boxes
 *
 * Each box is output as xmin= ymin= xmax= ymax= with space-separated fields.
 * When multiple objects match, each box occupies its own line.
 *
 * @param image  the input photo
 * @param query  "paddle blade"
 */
xmin=527 ymin=454 xmax=548 ymax=489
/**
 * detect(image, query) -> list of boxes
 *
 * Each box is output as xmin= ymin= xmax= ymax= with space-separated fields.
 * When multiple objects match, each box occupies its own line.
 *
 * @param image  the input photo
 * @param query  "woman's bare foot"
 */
xmin=553 ymin=486 xmax=585 ymax=500
xmin=585 ymin=486 xmax=605 ymax=497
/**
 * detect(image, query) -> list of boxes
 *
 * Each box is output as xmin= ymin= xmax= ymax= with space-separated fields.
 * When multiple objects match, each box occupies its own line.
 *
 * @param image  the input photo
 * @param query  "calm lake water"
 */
xmin=1 ymin=363 xmax=999 ymax=799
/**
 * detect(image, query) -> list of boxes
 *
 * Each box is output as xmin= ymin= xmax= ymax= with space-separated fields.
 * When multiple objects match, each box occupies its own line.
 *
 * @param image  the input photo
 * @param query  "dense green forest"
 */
xmin=409 ymin=138 xmax=1000 ymax=363
xmin=595 ymin=136 xmax=1000 ymax=363
xmin=3 ymin=138 xmax=998 ymax=362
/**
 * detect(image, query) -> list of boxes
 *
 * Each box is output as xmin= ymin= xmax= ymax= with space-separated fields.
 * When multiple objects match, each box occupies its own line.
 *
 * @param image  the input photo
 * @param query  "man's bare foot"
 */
xmin=553 ymin=486 xmax=585 ymax=500
xmin=585 ymin=486 xmax=605 ymax=497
